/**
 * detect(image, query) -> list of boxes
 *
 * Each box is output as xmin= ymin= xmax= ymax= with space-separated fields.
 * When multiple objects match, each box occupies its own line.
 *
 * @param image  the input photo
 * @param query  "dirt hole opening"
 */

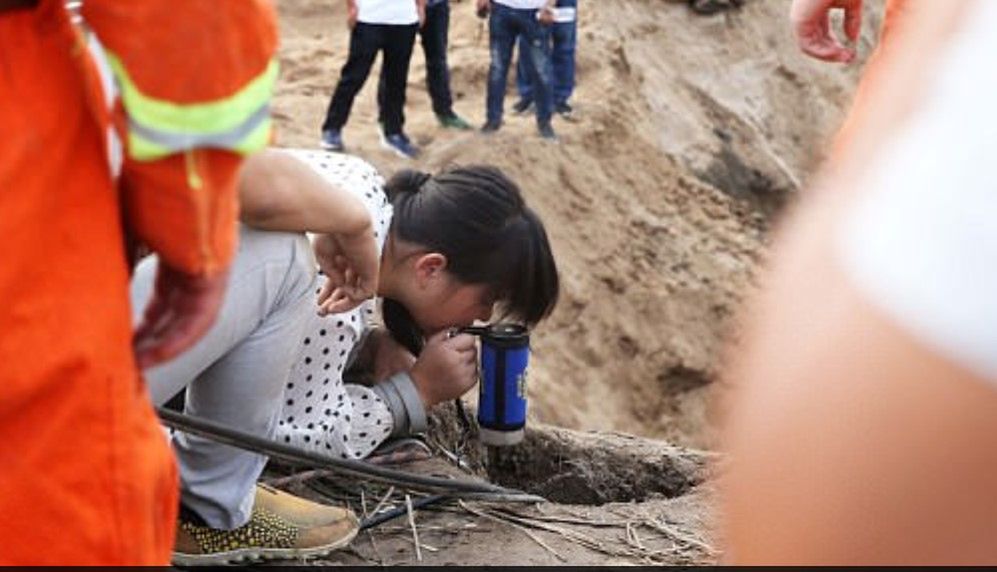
xmin=481 ymin=427 xmax=710 ymax=506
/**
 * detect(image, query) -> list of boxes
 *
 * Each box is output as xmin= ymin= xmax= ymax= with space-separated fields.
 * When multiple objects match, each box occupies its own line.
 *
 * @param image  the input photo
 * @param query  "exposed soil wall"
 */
xmin=273 ymin=0 xmax=877 ymax=449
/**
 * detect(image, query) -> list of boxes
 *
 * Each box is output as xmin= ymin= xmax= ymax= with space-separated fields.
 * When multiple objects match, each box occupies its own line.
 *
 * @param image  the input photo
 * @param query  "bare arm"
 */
xmin=239 ymin=149 xmax=371 ymax=238
xmin=722 ymin=3 xmax=997 ymax=561
xmin=347 ymin=328 xmax=417 ymax=384
xmin=721 ymin=173 xmax=997 ymax=565
xmin=239 ymin=149 xmax=379 ymax=313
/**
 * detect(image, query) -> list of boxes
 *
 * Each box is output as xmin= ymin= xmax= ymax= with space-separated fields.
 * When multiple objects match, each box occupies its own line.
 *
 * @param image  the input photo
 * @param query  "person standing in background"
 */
xmin=380 ymin=0 xmax=473 ymax=131
xmin=513 ymin=0 xmax=577 ymax=120
xmin=477 ymin=0 xmax=558 ymax=140
xmin=321 ymin=0 xmax=426 ymax=159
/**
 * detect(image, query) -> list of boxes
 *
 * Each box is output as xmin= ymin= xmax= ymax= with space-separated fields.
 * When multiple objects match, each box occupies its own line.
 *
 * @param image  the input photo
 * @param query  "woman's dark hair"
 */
xmin=381 ymin=165 xmax=559 ymax=355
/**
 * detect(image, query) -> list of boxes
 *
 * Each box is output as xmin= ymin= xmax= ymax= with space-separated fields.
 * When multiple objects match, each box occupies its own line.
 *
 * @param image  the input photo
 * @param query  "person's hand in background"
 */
xmin=347 ymin=0 xmax=358 ymax=28
xmin=539 ymin=1 xmax=556 ymax=25
xmin=791 ymin=0 xmax=863 ymax=63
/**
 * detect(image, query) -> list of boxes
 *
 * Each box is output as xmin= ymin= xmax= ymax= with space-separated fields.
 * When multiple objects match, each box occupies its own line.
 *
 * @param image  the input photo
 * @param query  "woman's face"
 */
xmin=407 ymin=272 xmax=496 ymax=336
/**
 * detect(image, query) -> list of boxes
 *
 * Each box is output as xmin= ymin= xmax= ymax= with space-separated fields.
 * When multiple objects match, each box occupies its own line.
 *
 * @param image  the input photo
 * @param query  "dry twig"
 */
xmin=369 ymin=486 xmax=396 ymax=517
xmin=405 ymin=494 xmax=423 ymax=562
xmin=400 ymin=536 xmax=440 ymax=553
xmin=458 ymin=501 xmax=566 ymax=562
xmin=494 ymin=506 xmax=624 ymax=529
xmin=643 ymin=518 xmax=716 ymax=555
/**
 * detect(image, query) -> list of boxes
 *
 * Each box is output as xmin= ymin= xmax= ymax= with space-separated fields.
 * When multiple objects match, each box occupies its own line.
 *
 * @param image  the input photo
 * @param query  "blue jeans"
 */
xmin=517 ymin=0 xmax=576 ymax=106
xmin=486 ymin=2 xmax=553 ymax=126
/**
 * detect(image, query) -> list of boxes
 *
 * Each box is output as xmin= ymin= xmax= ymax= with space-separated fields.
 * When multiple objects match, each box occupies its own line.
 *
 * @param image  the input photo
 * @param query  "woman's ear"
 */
xmin=413 ymin=253 xmax=448 ymax=286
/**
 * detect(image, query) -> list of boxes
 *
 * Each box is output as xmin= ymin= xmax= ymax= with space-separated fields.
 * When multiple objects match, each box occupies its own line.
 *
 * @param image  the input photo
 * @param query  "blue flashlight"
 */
xmin=461 ymin=323 xmax=530 ymax=446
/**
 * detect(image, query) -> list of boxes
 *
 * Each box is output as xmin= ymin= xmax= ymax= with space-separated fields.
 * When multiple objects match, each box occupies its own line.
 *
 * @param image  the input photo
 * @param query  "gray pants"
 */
xmin=131 ymin=226 xmax=317 ymax=529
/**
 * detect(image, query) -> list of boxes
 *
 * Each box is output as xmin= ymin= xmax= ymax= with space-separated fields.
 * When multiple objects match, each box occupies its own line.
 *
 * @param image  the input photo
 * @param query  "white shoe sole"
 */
xmin=319 ymin=138 xmax=345 ymax=152
xmin=171 ymin=522 xmax=359 ymax=566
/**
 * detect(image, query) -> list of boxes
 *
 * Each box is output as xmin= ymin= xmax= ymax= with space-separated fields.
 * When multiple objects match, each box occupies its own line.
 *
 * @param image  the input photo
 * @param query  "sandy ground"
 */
xmin=264 ymin=0 xmax=879 ymax=565
xmin=262 ymin=0 xmax=880 ymax=565
xmin=272 ymin=0 xmax=875 ymax=450
xmin=267 ymin=419 xmax=721 ymax=566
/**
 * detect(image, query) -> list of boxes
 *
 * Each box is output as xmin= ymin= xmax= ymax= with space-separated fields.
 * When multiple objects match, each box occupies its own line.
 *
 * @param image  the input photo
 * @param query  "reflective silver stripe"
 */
xmin=128 ymin=102 xmax=270 ymax=152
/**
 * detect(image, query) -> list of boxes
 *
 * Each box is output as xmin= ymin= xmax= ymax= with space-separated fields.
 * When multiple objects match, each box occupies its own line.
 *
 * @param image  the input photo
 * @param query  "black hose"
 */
xmin=157 ymin=407 xmax=543 ymax=500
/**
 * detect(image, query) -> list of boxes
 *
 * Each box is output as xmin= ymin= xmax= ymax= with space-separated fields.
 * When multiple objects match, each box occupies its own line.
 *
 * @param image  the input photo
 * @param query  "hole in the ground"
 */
xmin=483 ymin=426 xmax=711 ymax=506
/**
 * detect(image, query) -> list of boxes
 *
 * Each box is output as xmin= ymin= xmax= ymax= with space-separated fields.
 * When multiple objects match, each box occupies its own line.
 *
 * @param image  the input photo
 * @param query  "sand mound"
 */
xmin=272 ymin=0 xmax=877 ymax=449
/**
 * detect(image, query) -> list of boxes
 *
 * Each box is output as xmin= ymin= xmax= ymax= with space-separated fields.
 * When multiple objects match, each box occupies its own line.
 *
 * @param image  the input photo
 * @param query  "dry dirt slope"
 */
xmin=272 ymin=0 xmax=878 ymax=448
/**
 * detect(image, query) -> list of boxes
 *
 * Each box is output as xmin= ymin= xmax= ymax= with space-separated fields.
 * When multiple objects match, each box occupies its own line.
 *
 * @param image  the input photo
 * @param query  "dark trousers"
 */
xmin=379 ymin=0 xmax=454 ymax=118
xmin=322 ymin=22 xmax=418 ymax=136
xmin=517 ymin=0 xmax=576 ymax=106
xmin=485 ymin=2 xmax=553 ymax=126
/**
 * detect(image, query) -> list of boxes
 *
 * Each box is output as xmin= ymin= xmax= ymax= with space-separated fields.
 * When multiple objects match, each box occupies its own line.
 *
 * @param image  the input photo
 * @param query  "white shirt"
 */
xmin=357 ymin=0 xmax=419 ymax=25
xmin=837 ymin=1 xmax=997 ymax=385
xmin=493 ymin=0 xmax=548 ymax=10
xmin=276 ymin=150 xmax=398 ymax=459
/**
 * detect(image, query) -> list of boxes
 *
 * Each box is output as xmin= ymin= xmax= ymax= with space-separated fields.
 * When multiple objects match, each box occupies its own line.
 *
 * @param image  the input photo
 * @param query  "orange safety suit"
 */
xmin=0 ymin=0 xmax=276 ymax=564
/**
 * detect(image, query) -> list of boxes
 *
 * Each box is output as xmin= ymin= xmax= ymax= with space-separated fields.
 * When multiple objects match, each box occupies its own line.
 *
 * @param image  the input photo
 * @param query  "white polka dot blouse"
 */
xmin=275 ymin=149 xmax=396 ymax=460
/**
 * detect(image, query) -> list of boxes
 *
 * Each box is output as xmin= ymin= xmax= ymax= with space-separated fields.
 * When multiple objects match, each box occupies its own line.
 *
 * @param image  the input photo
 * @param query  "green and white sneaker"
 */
xmin=172 ymin=484 xmax=359 ymax=565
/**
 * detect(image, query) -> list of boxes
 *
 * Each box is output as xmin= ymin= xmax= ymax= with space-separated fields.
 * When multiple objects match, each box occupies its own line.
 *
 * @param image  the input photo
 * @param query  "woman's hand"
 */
xmin=314 ymin=229 xmax=379 ymax=315
xmin=409 ymin=330 xmax=478 ymax=408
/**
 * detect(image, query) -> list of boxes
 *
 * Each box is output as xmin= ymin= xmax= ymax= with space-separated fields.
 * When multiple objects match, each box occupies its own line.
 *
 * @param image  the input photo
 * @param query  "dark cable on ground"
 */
xmin=157 ymin=407 xmax=543 ymax=501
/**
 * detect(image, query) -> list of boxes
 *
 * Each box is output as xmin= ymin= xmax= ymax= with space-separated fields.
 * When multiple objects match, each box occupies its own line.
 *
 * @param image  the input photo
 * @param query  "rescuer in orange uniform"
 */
xmin=0 ymin=0 xmax=276 ymax=564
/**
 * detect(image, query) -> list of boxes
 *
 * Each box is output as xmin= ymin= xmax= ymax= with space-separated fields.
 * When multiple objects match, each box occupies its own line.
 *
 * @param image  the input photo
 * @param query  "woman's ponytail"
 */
xmin=384 ymin=169 xmax=431 ymax=202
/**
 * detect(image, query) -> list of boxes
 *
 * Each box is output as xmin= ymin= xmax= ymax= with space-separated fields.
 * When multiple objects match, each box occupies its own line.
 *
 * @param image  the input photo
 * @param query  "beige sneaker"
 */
xmin=172 ymin=484 xmax=359 ymax=565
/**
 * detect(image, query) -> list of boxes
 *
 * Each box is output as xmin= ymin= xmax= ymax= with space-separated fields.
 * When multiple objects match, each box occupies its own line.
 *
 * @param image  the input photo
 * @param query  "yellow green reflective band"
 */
xmin=104 ymin=52 xmax=278 ymax=160
xmin=128 ymin=108 xmax=272 ymax=160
